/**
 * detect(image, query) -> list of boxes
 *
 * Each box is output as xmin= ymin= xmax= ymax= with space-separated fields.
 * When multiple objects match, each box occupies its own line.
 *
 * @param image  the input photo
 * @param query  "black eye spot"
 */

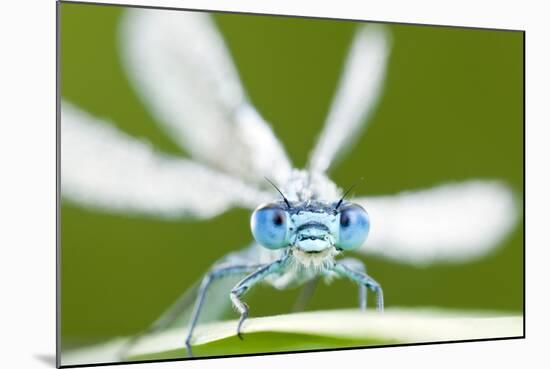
xmin=340 ymin=212 xmax=350 ymax=227
xmin=272 ymin=210 xmax=285 ymax=226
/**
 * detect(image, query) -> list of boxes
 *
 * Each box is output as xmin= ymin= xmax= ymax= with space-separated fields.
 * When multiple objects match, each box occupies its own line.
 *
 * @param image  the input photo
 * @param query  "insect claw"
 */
xmin=236 ymin=306 xmax=248 ymax=341
xmin=185 ymin=339 xmax=194 ymax=358
xmin=236 ymin=317 xmax=247 ymax=340
xmin=186 ymin=346 xmax=194 ymax=358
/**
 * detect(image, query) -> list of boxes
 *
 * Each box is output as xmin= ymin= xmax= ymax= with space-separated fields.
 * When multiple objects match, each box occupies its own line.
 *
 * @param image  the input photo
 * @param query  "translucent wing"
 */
xmin=119 ymin=9 xmax=292 ymax=185
xmin=353 ymin=181 xmax=519 ymax=265
xmin=309 ymin=25 xmax=390 ymax=173
xmin=61 ymin=102 xmax=271 ymax=218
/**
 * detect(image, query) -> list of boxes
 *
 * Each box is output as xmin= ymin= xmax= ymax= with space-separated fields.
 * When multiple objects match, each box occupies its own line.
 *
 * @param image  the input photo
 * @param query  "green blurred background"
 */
xmin=60 ymin=2 xmax=524 ymax=348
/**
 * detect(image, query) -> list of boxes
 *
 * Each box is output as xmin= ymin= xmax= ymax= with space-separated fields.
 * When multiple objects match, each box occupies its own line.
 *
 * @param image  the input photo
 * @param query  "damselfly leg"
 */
xmin=331 ymin=263 xmax=384 ymax=311
xmin=230 ymin=254 xmax=290 ymax=341
xmin=185 ymin=263 xmax=263 ymax=357
xmin=338 ymin=257 xmax=369 ymax=311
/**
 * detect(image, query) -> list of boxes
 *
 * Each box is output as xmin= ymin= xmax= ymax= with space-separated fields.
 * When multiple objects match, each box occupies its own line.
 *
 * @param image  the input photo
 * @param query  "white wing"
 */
xmin=61 ymin=102 xmax=272 ymax=219
xmin=354 ymin=181 xmax=519 ymax=265
xmin=119 ymin=9 xmax=292 ymax=185
xmin=309 ymin=25 xmax=390 ymax=173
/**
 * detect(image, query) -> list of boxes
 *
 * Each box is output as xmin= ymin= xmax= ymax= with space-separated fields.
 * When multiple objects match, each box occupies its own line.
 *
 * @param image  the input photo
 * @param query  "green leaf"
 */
xmin=62 ymin=308 xmax=523 ymax=366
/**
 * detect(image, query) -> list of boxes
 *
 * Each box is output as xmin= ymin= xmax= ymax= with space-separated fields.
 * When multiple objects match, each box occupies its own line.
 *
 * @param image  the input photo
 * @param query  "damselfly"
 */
xmin=61 ymin=9 xmax=518 ymax=358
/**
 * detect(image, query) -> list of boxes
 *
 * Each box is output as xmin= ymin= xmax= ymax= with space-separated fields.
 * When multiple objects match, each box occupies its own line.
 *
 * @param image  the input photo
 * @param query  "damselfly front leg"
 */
xmin=294 ymin=259 xmax=369 ymax=312
xmin=330 ymin=262 xmax=384 ymax=311
xmin=337 ymin=257 xmax=369 ymax=311
xmin=185 ymin=263 xmax=264 ymax=357
xmin=230 ymin=253 xmax=290 ymax=340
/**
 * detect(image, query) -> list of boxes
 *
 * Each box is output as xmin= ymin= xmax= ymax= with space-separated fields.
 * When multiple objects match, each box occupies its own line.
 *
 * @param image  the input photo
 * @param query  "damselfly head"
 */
xmin=250 ymin=198 xmax=370 ymax=259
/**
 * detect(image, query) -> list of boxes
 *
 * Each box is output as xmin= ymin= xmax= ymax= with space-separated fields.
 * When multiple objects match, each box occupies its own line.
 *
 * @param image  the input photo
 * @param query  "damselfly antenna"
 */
xmin=265 ymin=177 xmax=291 ymax=209
xmin=334 ymin=181 xmax=362 ymax=210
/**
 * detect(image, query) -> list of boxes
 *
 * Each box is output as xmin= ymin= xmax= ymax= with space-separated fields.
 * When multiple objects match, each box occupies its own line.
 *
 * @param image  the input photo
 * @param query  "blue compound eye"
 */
xmin=250 ymin=204 xmax=290 ymax=249
xmin=336 ymin=203 xmax=370 ymax=250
